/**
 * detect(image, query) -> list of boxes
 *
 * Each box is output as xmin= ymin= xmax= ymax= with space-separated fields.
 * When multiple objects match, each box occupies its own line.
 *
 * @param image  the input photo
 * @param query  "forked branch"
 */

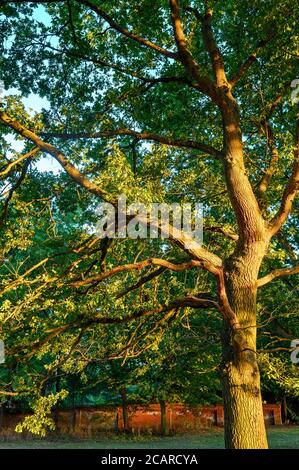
xmin=169 ymin=0 xmax=217 ymax=100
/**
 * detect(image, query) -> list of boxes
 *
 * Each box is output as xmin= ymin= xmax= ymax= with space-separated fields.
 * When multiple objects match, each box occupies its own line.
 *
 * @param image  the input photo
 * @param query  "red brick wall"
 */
xmin=1 ymin=403 xmax=282 ymax=436
xmin=117 ymin=403 xmax=282 ymax=433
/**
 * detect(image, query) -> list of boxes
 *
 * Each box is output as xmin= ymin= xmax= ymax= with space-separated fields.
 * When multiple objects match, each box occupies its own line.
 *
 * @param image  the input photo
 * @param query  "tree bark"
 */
xmin=214 ymin=79 xmax=270 ymax=448
xmin=282 ymin=396 xmax=288 ymax=424
xmin=221 ymin=245 xmax=268 ymax=448
xmin=120 ymin=387 xmax=129 ymax=433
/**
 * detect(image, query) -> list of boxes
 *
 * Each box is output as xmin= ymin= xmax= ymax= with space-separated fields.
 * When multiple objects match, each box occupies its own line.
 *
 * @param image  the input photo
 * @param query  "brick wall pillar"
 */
xmin=215 ymin=405 xmax=224 ymax=427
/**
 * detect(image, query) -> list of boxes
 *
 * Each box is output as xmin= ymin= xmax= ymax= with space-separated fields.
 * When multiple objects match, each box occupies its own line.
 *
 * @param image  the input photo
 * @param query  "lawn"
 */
xmin=0 ymin=427 xmax=298 ymax=449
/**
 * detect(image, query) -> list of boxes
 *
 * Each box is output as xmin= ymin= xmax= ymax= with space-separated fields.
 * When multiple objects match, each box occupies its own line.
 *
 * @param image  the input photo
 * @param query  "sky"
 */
xmin=2 ymin=5 xmax=61 ymax=174
xmin=3 ymin=90 xmax=62 ymax=174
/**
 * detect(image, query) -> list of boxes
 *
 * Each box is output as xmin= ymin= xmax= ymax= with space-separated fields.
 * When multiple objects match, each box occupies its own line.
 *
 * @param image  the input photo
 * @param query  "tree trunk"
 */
xmin=216 ymin=86 xmax=270 ymax=448
xmin=120 ymin=387 xmax=129 ymax=433
xmin=160 ymin=400 xmax=167 ymax=436
xmin=115 ymin=409 xmax=120 ymax=433
xmin=221 ymin=249 xmax=268 ymax=449
xmin=282 ymin=395 xmax=288 ymax=424
xmin=71 ymin=391 xmax=76 ymax=433
xmin=221 ymin=339 xmax=268 ymax=448
xmin=54 ymin=371 xmax=60 ymax=431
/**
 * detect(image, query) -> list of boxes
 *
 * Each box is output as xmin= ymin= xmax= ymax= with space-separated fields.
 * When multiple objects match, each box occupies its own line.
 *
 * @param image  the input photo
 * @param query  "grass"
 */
xmin=0 ymin=426 xmax=298 ymax=449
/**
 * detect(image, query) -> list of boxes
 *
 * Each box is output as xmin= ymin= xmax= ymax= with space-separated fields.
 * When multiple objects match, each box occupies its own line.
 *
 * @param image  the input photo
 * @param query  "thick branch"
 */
xmin=216 ymin=269 xmax=240 ymax=330
xmin=0 ymin=111 xmax=223 ymax=268
xmin=169 ymin=0 xmax=216 ymax=100
xmin=135 ymin=212 xmax=223 ymax=268
xmin=186 ymin=7 xmax=266 ymax=242
xmin=43 ymin=295 xmax=221 ymax=341
xmin=257 ymin=265 xmax=299 ymax=287
xmin=204 ymin=226 xmax=238 ymax=241
xmin=76 ymin=0 xmax=177 ymax=60
xmin=0 ymin=147 xmax=40 ymax=178
xmin=0 ymin=110 xmax=110 ymax=201
xmin=269 ymin=119 xmax=299 ymax=236
xmin=253 ymin=84 xmax=293 ymax=209
xmin=41 ymin=128 xmax=223 ymax=158
xmin=32 ymin=39 xmax=184 ymax=87
xmin=69 ymin=258 xmax=206 ymax=288
xmin=0 ymin=158 xmax=31 ymax=227
xmin=70 ymin=254 xmax=238 ymax=330
xmin=0 ymin=390 xmax=20 ymax=396
xmin=200 ymin=8 xmax=228 ymax=88
xmin=256 ymin=123 xmax=279 ymax=203
xmin=229 ymin=35 xmax=274 ymax=88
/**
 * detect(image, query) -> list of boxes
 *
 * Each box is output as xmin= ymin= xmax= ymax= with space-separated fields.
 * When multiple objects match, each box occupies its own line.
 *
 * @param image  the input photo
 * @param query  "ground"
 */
xmin=0 ymin=427 xmax=298 ymax=449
